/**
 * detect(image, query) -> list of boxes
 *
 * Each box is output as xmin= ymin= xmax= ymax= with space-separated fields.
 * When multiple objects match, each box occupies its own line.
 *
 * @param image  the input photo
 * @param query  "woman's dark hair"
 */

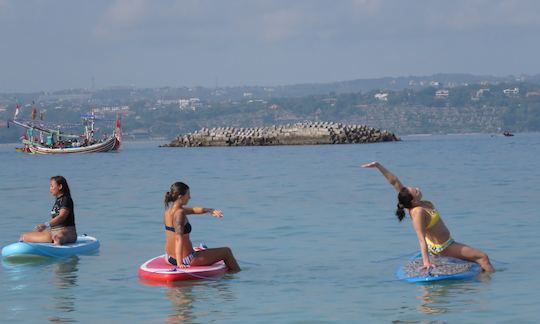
xmin=395 ymin=187 xmax=413 ymax=222
xmin=50 ymin=175 xmax=71 ymax=197
xmin=164 ymin=182 xmax=190 ymax=207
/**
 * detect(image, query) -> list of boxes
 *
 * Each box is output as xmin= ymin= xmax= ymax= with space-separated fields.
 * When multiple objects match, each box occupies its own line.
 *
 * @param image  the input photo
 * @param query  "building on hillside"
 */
xmin=503 ymin=88 xmax=519 ymax=96
xmin=179 ymin=98 xmax=201 ymax=111
xmin=322 ymin=98 xmax=337 ymax=106
xmin=157 ymin=99 xmax=179 ymax=105
xmin=92 ymin=105 xmax=130 ymax=115
xmin=374 ymin=93 xmax=388 ymax=101
xmin=435 ymin=89 xmax=449 ymax=98
xmin=472 ymin=88 xmax=490 ymax=100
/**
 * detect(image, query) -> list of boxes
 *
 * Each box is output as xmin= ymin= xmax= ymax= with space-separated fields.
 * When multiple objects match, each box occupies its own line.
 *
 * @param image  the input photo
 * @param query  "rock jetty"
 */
xmin=165 ymin=122 xmax=399 ymax=147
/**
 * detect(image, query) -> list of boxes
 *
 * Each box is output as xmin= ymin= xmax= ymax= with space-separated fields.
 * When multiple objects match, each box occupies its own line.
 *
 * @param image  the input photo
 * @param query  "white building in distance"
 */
xmin=435 ymin=89 xmax=449 ymax=98
xmin=374 ymin=93 xmax=389 ymax=101
xmin=503 ymin=88 xmax=519 ymax=96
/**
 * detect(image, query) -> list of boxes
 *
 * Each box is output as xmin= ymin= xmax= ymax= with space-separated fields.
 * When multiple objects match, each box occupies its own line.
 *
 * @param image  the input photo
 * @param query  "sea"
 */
xmin=1 ymin=133 xmax=539 ymax=323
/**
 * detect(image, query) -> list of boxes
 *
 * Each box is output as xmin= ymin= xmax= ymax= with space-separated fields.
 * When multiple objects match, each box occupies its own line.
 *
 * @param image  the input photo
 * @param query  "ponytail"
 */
xmin=163 ymin=191 xmax=172 ymax=207
xmin=395 ymin=203 xmax=406 ymax=221
xmin=396 ymin=187 xmax=413 ymax=222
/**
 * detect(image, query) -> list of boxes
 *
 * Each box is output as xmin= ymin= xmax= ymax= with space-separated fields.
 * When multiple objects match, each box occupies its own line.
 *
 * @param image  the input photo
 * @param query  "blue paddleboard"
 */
xmin=1 ymin=235 xmax=99 ymax=259
xmin=396 ymin=253 xmax=481 ymax=283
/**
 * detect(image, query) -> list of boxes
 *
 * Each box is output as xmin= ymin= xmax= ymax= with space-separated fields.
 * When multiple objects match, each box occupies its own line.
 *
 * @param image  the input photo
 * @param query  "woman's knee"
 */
xmin=216 ymin=246 xmax=230 ymax=253
xmin=474 ymin=250 xmax=490 ymax=263
xmin=19 ymin=231 xmax=32 ymax=241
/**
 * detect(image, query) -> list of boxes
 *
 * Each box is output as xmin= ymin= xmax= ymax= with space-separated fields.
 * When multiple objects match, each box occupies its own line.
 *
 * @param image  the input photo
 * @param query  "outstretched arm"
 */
xmin=183 ymin=207 xmax=223 ymax=218
xmin=362 ymin=161 xmax=404 ymax=192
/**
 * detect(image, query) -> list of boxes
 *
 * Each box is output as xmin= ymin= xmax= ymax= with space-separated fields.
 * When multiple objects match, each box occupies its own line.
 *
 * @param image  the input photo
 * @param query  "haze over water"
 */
xmin=1 ymin=134 xmax=539 ymax=323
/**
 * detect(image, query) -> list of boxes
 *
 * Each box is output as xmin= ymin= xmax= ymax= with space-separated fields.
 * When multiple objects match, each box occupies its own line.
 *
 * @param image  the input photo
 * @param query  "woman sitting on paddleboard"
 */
xmin=163 ymin=182 xmax=241 ymax=272
xmin=362 ymin=161 xmax=494 ymax=272
xmin=20 ymin=176 xmax=77 ymax=245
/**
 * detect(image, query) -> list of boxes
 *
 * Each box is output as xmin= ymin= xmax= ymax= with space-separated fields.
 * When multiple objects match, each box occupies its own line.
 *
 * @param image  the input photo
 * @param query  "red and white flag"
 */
xmin=31 ymin=101 xmax=37 ymax=120
xmin=14 ymin=103 xmax=20 ymax=119
xmin=115 ymin=113 xmax=122 ymax=149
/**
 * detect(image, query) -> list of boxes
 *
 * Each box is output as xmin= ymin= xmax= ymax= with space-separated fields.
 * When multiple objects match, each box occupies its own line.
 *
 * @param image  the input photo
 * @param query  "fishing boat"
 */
xmin=8 ymin=104 xmax=121 ymax=154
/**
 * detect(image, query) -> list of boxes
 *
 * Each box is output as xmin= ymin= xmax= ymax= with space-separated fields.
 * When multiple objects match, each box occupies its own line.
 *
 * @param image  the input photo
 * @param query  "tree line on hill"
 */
xmin=1 ymin=76 xmax=540 ymax=143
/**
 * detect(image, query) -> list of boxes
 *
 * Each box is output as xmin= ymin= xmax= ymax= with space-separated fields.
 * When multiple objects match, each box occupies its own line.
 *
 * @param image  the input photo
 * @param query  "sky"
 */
xmin=1 ymin=0 xmax=540 ymax=92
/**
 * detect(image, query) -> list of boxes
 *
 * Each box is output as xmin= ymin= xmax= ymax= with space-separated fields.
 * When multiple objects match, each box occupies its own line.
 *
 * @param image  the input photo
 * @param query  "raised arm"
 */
xmin=361 ymin=161 xmax=404 ymax=192
xmin=183 ymin=206 xmax=223 ymax=218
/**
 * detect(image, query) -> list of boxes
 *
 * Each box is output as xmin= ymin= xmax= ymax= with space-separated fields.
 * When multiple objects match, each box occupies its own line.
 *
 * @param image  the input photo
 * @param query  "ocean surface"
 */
xmin=1 ymin=134 xmax=539 ymax=323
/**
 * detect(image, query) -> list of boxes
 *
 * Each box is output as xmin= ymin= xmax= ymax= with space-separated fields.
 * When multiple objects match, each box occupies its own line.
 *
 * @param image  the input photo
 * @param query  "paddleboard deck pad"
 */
xmin=1 ymin=235 xmax=99 ymax=259
xmin=396 ymin=254 xmax=481 ymax=282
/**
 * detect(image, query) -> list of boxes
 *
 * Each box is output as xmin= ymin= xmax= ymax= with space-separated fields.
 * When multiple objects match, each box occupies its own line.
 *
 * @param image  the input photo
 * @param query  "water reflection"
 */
xmin=415 ymin=274 xmax=491 ymax=315
xmin=165 ymin=284 xmax=196 ymax=323
xmin=48 ymin=256 xmax=79 ymax=322
xmin=416 ymin=284 xmax=451 ymax=315
xmin=164 ymin=279 xmax=236 ymax=324
xmin=1 ymin=256 xmax=79 ymax=323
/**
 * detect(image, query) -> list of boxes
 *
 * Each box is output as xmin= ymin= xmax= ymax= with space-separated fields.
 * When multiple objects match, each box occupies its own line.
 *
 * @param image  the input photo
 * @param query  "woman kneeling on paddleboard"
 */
xmin=19 ymin=175 xmax=77 ymax=245
xmin=163 ymin=182 xmax=241 ymax=272
xmin=362 ymin=161 xmax=494 ymax=272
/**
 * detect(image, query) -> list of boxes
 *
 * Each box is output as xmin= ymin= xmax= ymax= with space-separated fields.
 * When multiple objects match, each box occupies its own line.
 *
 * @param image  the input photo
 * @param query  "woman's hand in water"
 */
xmin=361 ymin=161 xmax=380 ymax=168
xmin=419 ymin=262 xmax=436 ymax=275
xmin=210 ymin=209 xmax=223 ymax=218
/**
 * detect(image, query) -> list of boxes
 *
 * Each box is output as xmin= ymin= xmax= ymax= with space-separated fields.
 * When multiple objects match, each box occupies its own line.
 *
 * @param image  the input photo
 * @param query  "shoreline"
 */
xmin=1 ymin=131 xmax=533 ymax=147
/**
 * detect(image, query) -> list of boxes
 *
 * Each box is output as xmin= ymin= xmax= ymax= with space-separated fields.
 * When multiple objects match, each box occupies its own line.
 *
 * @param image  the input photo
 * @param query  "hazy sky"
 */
xmin=1 ymin=0 xmax=539 ymax=92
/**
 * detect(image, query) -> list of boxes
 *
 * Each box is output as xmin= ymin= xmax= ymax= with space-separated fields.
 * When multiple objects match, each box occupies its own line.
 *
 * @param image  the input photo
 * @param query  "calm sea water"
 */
xmin=1 ymin=134 xmax=539 ymax=323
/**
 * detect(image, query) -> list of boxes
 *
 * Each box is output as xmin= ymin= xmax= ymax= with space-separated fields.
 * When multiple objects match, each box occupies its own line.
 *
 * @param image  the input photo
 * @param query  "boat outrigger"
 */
xmin=8 ymin=104 xmax=121 ymax=154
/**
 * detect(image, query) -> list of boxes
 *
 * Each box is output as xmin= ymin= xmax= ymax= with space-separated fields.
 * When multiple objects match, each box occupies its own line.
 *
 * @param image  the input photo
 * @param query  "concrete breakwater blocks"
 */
xmin=165 ymin=122 xmax=400 ymax=147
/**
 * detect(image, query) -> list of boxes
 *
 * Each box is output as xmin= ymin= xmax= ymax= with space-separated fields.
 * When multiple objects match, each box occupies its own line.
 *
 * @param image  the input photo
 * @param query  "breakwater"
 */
xmin=165 ymin=122 xmax=399 ymax=147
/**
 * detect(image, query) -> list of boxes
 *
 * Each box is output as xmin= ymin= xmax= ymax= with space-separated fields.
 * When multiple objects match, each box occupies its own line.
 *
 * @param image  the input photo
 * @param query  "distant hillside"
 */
xmin=2 ymin=73 xmax=539 ymax=101
xmin=265 ymin=73 xmax=537 ymax=97
xmin=1 ymin=73 xmax=540 ymax=143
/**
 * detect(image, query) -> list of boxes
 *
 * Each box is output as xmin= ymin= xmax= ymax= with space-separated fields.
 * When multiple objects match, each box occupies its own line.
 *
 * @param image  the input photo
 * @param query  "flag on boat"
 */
xmin=31 ymin=101 xmax=37 ymax=120
xmin=14 ymin=103 xmax=20 ymax=119
xmin=115 ymin=113 xmax=122 ymax=145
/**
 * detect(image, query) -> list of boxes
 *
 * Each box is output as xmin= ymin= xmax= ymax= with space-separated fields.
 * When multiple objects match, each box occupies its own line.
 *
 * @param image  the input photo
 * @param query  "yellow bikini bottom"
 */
xmin=426 ymin=236 xmax=454 ymax=254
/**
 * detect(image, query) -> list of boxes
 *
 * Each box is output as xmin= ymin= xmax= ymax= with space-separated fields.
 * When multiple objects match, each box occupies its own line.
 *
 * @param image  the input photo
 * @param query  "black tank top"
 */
xmin=51 ymin=195 xmax=76 ymax=229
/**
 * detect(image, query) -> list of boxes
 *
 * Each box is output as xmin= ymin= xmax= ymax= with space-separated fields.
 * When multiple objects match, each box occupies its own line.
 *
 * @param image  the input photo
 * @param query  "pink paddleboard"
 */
xmin=138 ymin=254 xmax=228 ymax=283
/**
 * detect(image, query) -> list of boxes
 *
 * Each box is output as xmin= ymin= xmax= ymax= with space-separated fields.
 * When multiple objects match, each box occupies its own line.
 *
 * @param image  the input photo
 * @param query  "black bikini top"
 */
xmin=165 ymin=221 xmax=191 ymax=234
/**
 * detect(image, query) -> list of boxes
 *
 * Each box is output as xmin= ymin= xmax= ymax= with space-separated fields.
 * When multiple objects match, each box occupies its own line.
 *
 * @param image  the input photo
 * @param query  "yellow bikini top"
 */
xmin=424 ymin=203 xmax=440 ymax=229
